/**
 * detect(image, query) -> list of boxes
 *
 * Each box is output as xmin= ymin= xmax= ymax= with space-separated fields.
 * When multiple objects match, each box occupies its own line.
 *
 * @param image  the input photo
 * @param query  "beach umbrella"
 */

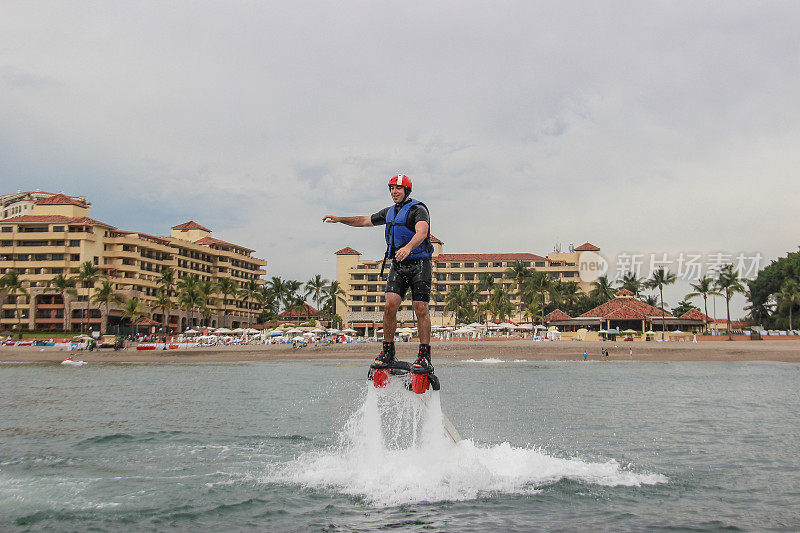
xmin=184 ymin=329 xmax=199 ymax=334
xmin=312 ymin=328 xmax=326 ymax=333
xmin=285 ymin=328 xmax=302 ymax=334
xmin=292 ymin=336 xmax=305 ymax=341
xmin=645 ymin=330 xmax=656 ymax=335
xmin=623 ymin=329 xmax=637 ymax=333
xmin=215 ymin=327 xmax=232 ymax=334
xmin=342 ymin=328 xmax=357 ymax=334
xmin=245 ymin=328 xmax=259 ymax=334
xmin=672 ymin=330 xmax=684 ymax=334
xmin=269 ymin=331 xmax=283 ymax=337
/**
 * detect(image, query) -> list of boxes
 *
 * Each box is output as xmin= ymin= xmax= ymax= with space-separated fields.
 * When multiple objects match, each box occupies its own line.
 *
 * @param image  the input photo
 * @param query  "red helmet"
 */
xmin=388 ymin=174 xmax=412 ymax=192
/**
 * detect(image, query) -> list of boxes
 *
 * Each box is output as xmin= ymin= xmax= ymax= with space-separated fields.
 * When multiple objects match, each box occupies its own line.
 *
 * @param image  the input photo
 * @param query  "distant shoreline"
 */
xmin=2 ymin=339 xmax=799 ymax=363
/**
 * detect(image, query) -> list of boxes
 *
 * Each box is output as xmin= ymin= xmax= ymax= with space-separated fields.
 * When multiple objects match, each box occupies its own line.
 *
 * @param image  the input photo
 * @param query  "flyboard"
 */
xmin=368 ymin=360 xmax=462 ymax=443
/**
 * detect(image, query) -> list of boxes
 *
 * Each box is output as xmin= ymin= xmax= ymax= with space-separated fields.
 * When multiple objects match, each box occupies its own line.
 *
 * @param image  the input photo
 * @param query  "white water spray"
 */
xmin=268 ymin=381 xmax=667 ymax=506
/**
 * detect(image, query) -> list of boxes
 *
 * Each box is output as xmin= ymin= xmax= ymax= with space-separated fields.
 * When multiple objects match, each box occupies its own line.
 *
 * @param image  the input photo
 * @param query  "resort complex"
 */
xmin=0 ymin=192 xmax=267 ymax=333
xmin=335 ymin=237 xmax=601 ymax=330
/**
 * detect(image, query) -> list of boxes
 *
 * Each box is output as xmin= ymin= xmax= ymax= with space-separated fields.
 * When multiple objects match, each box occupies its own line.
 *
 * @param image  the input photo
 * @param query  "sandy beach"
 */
xmin=1 ymin=339 xmax=799 ymax=363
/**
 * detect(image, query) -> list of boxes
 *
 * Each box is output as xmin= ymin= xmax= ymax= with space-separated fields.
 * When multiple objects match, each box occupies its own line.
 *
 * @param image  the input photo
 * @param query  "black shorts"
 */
xmin=385 ymin=258 xmax=432 ymax=302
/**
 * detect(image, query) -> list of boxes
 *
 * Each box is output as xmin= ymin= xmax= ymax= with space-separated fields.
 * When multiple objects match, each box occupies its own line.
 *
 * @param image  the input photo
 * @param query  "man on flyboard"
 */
xmin=323 ymin=174 xmax=434 ymax=376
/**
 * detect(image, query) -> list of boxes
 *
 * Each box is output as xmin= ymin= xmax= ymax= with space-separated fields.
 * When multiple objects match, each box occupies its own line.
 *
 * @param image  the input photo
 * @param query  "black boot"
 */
xmin=411 ymin=344 xmax=433 ymax=374
xmin=373 ymin=341 xmax=396 ymax=368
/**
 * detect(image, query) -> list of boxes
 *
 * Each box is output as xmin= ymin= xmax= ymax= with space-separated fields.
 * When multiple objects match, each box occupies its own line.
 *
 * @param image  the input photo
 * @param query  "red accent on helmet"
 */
xmin=388 ymin=174 xmax=412 ymax=192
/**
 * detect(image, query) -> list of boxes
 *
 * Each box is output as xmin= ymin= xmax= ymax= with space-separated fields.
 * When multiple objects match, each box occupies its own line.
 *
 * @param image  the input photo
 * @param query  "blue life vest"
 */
xmin=384 ymin=199 xmax=432 ymax=261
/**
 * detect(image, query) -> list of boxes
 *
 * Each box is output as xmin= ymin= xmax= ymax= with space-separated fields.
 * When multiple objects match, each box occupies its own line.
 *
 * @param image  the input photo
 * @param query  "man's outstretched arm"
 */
xmin=322 ymin=215 xmax=373 ymax=227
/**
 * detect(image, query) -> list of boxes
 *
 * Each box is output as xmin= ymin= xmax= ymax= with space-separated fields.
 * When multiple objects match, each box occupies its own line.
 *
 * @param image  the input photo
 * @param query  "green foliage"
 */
xmin=671 ymin=300 xmax=699 ymax=317
xmin=747 ymin=250 xmax=800 ymax=328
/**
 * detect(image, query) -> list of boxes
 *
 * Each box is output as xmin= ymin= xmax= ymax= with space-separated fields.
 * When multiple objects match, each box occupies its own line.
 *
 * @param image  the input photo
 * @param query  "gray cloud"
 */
xmin=1 ymin=1 xmax=799 ymax=316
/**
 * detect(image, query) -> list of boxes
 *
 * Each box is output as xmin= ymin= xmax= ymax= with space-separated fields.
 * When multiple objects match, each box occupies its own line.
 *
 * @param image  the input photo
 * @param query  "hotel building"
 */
xmin=0 ymin=193 xmax=267 ymax=333
xmin=335 ymin=236 xmax=600 ymax=328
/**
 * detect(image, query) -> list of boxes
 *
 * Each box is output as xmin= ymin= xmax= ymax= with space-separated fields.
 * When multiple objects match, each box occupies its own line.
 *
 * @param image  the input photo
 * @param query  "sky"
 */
xmin=2 ymin=1 xmax=799 ymax=318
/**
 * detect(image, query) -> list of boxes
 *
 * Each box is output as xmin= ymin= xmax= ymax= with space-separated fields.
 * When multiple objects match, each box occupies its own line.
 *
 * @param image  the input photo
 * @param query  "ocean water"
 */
xmin=1 ymin=359 xmax=799 ymax=532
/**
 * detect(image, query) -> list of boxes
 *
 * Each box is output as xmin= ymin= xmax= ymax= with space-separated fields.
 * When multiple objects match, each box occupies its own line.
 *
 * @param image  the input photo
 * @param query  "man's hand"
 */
xmin=322 ymin=215 xmax=339 ymax=223
xmin=395 ymin=246 xmax=412 ymax=261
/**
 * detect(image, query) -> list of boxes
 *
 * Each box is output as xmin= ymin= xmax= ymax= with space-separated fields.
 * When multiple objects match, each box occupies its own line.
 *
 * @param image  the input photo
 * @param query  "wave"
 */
xmin=461 ymin=358 xmax=506 ymax=364
xmin=265 ymin=382 xmax=667 ymax=506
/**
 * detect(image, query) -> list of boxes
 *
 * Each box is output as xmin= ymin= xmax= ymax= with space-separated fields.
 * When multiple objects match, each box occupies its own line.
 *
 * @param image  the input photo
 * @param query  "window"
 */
xmin=368 ymin=275 xmax=378 ymax=281
xmin=352 ymin=274 xmax=364 ymax=280
xmin=352 ymin=295 xmax=363 ymax=301
xmin=549 ymin=272 xmax=560 ymax=279
xmin=493 ymin=272 xmax=502 ymax=279
xmin=563 ymin=271 xmax=576 ymax=278
xmin=69 ymin=240 xmax=80 ymax=247
xmin=437 ymin=284 xmax=446 ymax=292
xmin=70 ymin=254 xmax=80 ymax=261
xmin=436 ymin=262 xmax=446 ymax=268
xmin=352 ymin=284 xmax=364 ymax=291
xmin=522 ymin=262 xmax=530 ymax=267
xmin=464 ymin=273 xmax=475 ymax=280
xmin=450 ymin=263 xmax=460 ymax=268
xmin=351 ymin=306 xmax=362 ymax=312
xmin=464 ymin=263 xmax=474 ymax=268
xmin=436 ymin=274 xmax=446 ymax=281
xmin=449 ymin=273 xmax=460 ymax=280
xmin=366 ymin=306 xmax=375 ymax=312
xmin=0 ymin=241 xmax=10 ymax=247
xmin=535 ymin=261 xmax=545 ymax=267
xmin=451 ymin=284 xmax=460 ymax=290
xmin=1 ymin=227 xmax=11 ymax=233
xmin=493 ymin=262 xmax=502 ymax=267
xmin=52 ymin=226 xmax=64 ymax=232
xmin=366 ymin=296 xmax=377 ymax=302
xmin=478 ymin=262 xmax=488 ymax=268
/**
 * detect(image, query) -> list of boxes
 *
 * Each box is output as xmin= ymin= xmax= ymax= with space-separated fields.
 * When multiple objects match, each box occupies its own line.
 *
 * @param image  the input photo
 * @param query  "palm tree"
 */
xmin=305 ymin=275 xmax=329 ymax=320
xmin=267 ymin=276 xmax=287 ymax=313
xmin=159 ymin=267 xmax=176 ymax=297
xmin=258 ymin=283 xmax=279 ymax=318
xmin=283 ymin=280 xmax=303 ymax=323
xmin=461 ymin=283 xmax=480 ymax=323
xmin=618 ymin=272 xmax=644 ymax=296
xmin=197 ymin=280 xmax=217 ymax=327
xmin=152 ymin=290 xmax=175 ymax=337
xmin=645 ymin=267 xmax=677 ymax=340
xmin=74 ymin=261 xmax=103 ymax=335
xmin=177 ymin=275 xmax=203 ymax=329
xmin=523 ymin=299 xmax=542 ymax=325
xmin=487 ymin=285 xmax=514 ymax=323
xmin=590 ymin=274 xmax=615 ymax=301
xmin=505 ymin=260 xmax=532 ymax=315
xmin=322 ymin=281 xmax=347 ymax=325
xmin=120 ymin=297 xmax=148 ymax=338
xmin=0 ymin=270 xmax=28 ymax=338
xmin=238 ymin=280 xmax=261 ymax=327
xmin=216 ymin=277 xmax=239 ymax=326
xmin=715 ymin=264 xmax=745 ymax=341
xmin=778 ymin=279 xmax=800 ymax=331
xmin=643 ymin=294 xmax=660 ymax=307
xmin=444 ymin=287 xmax=470 ymax=324
xmin=91 ymin=279 xmax=123 ymax=333
xmin=524 ymin=271 xmax=551 ymax=326
xmin=45 ymin=273 xmax=78 ymax=333
xmin=686 ymin=275 xmax=720 ymax=333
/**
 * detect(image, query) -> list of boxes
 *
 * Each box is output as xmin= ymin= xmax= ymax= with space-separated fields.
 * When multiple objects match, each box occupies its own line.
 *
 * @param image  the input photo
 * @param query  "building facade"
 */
xmin=335 ymin=236 xmax=600 ymax=329
xmin=1 ymin=190 xmax=88 ymax=220
xmin=0 ymin=194 xmax=267 ymax=333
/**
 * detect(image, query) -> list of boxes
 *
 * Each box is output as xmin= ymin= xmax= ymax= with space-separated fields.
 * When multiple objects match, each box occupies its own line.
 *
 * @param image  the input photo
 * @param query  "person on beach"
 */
xmin=323 ymin=174 xmax=434 ymax=373
xmin=583 ymin=351 xmax=588 ymax=361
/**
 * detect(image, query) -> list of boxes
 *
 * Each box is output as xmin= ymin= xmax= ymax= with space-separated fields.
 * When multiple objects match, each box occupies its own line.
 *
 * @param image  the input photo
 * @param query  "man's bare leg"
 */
xmin=383 ymin=292 xmax=401 ymax=339
xmin=413 ymin=301 xmax=431 ymax=344
xmin=375 ymin=292 xmax=402 ymax=365
xmin=412 ymin=301 xmax=433 ymax=371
